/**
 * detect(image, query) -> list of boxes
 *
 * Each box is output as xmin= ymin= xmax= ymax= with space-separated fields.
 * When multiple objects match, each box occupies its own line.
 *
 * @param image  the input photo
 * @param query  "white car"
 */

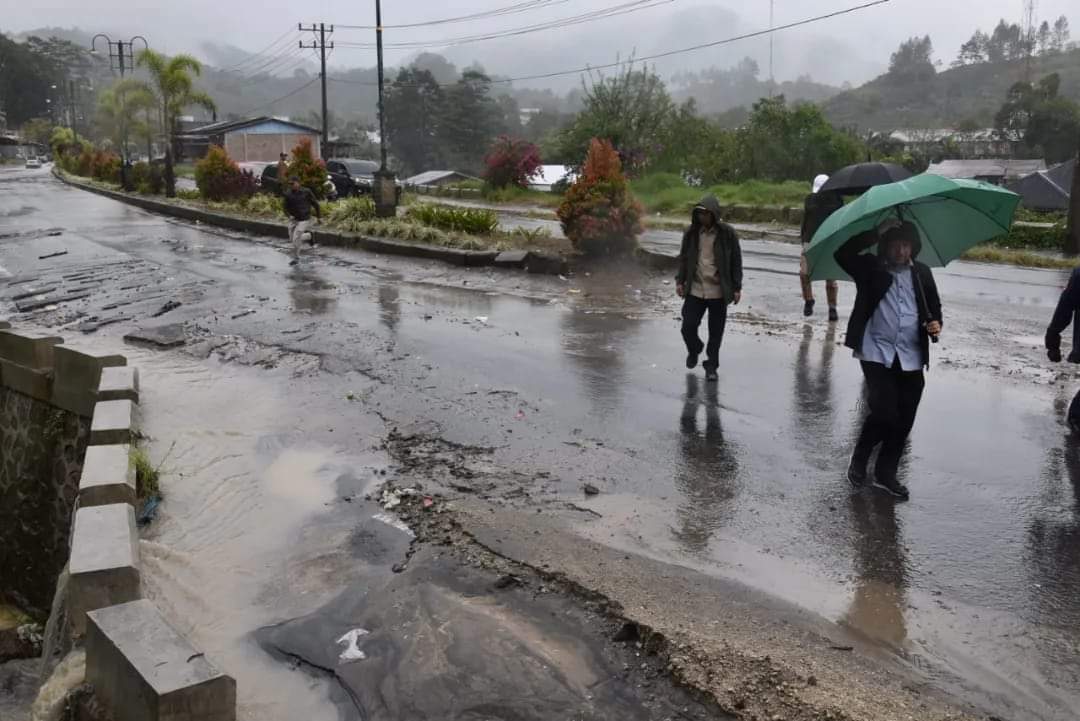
xmin=25 ymin=157 xmax=41 ymax=169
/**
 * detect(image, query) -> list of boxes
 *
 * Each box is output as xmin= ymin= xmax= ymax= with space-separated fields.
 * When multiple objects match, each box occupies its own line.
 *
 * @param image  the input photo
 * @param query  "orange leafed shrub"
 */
xmin=556 ymin=138 xmax=643 ymax=256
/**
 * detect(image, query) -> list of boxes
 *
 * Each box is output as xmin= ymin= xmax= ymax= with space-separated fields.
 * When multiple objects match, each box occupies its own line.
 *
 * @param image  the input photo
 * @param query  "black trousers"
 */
xmin=681 ymin=295 xmax=728 ymax=370
xmin=853 ymin=359 xmax=925 ymax=482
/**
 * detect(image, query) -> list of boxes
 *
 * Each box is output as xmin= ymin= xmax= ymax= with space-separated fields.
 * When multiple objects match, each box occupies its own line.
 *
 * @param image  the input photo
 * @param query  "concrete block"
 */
xmin=86 ymin=600 xmax=236 ymax=721
xmin=0 ymin=359 xmax=52 ymax=400
xmin=97 ymin=366 xmax=140 ymax=404
xmin=79 ymin=444 xmax=136 ymax=508
xmin=0 ymin=330 xmax=62 ymax=369
xmin=51 ymin=346 xmax=127 ymax=416
xmin=68 ymin=504 xmax=140 ymax=635
xmin=90 ymin=399 xmax=136 ymax=446
xmin=494 ymin=250 xmax=531 ymax=268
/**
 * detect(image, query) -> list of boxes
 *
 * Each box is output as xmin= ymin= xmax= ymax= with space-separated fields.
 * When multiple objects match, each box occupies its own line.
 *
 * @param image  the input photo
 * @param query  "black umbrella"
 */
xmin=819 ymin=162 xmax=913 ymax=195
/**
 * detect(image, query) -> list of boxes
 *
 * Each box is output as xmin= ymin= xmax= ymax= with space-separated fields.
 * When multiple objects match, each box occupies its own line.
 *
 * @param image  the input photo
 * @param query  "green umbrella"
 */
xmin=804 ymin=174 xmax=1021 ymax=281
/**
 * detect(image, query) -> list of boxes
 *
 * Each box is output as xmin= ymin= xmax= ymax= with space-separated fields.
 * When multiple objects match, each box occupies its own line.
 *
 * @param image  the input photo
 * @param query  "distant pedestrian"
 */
xmin=276 ymin=152 xmax=289 ymax=191
xmin=800 ymin=174 xmax=844 ymax=321
xmin=836 ymin=221 xmax=942 ymax=500
xmin=1044 ymin=267 xmax=1080 ymax=431
xmin=676 ymin=196 xmax=743 ymax=382
xmin=283 ymin=177 xmax=321 ymax=265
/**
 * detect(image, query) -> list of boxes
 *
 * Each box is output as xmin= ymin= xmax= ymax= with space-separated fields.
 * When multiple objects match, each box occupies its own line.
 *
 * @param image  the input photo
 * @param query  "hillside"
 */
xmin=823 ymin=47 xmax=1080 ymax=131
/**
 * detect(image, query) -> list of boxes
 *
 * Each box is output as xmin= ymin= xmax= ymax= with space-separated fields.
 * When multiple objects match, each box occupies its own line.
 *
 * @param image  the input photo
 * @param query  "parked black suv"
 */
xmin=326 ymin=159 xmax=402 ymax=200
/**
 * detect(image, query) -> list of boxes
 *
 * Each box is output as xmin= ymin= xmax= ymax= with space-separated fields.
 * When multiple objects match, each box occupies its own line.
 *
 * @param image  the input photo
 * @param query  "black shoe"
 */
xmin=1068 ymin=351 xmax=1080 ymax=364
xmin=686 ymin=351 xmax=700 ymax=369
xmin=872 ymin=477 xmax=910 ymax=500
xmin=705 ymin=368 xmax=718 ymax=382
xmin=828 ymin=306 xmax=839 ymax=322
xmin=803 ymin=299 xmax=815 ymax=317
xmin=847 ymin=460 xmax=868 ymax=488
xmin=289 ymin=258 xmax=299 ymax=266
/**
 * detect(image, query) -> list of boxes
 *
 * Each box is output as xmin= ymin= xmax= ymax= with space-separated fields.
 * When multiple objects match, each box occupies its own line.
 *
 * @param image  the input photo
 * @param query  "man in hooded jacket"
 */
xmin=676 ymin=196 xmax=743 ymax=382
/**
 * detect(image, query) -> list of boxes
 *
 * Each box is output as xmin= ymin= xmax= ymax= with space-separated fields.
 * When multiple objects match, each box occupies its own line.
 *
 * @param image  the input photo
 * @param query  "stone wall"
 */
xmin=0 ymin=327 xmax=124 ymax=617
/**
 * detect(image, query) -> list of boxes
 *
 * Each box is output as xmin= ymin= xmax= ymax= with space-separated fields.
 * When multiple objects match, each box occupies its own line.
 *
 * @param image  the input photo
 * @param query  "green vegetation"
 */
xmin=962 ymin=246 xmax=1076 ymax=270
xmin=407 ymin=203 xmax=499 ymax=235
xmin=131 ymin=445 xmax=162 ymax=499
xmin=557 ymin=138 xmax=644 ymax=256
xmin=630 ymin=174 xmax=807 ymax=215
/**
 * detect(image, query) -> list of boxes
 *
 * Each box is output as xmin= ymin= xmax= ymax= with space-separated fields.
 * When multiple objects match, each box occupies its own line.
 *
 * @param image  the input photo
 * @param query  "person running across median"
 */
xmin=836 ymin=220 xmax=942 ymax=500
xmin=800 ymin=174 xmax=843 ymax=321
xmin=283 ymin=177 xmax=321 ymax=265
xmin=676 ymin=195 xmax=743 ymax=382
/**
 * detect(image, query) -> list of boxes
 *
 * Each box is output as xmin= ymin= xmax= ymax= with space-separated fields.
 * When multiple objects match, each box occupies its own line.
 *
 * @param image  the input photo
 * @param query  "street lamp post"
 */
xmin=91 ymin=34 xmax=149 ymax=190
xmin=372 ymin=0 xmax=397 ymax=218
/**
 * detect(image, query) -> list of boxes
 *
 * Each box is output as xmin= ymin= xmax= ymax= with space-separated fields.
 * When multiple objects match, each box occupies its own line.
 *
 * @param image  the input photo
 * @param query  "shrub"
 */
xmin=556 ymin=138 xmax=644 ymax=256
xmin=74 ymin=148 xmax=94 ymax=177
xmin=244 ymin=193 xmax=286 ymax=218
xmin=286 ymin=138 xmax=329 ymax=199
xmin=407 ymin=203 xmax=499 ymax=235
xmin=483 ymin=135 xmax=542 ymax=189
xmin=550 ymin=176 xmax=572 ymax=195
xmin=991 ymin=222 xmax=1067 ymax=250
xmin=195 ymin=146 xmax=257 ymax=202
xmin=131 ymin=162 xmax=164 ymax=195
xmin=176 ymin=188 xmax=201 ymax=200
xmin=325 ymin=196 xmax=377 ymax=232
xmin=91 ymin=151 xmax=121 ymax=184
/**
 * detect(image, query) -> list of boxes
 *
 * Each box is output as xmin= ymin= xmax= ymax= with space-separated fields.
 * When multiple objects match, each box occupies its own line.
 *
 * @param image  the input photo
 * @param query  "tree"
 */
xmin=136 ymin=49 xmax=217 ymax=197
xmin=888 ymin=36 xmax=935 ymax=80
xmin=557 ymin=62 xmax=675 ymax=175
xmin=96 ymin=79 xmax=156 ymax=187
xmin=1037 ymin=21 xmax=1053 ymax=56
xmin=20 ymin=117 xmax=55 ymax=146
xmin=483 ymin=136 xmax=541 ymax=189
xmin=986 ymin=19 xmax=1024 ymax=62
xmin=0 ymin=35 xmax=54 ymax=126
xmin=956 ymin=30 xmax=989 ymax=66
xmin=1026 ymin=98 xmax=1080 ymax=163
xmin=1051 ymin=15 xmax=1071 ymax=53
xmin=440 ymin=70 xmax=503 ymax=174
xmin=995 ymin=81 xmax=1038 ymax=141
xmin=385 ymin=67 xmax=444 ymax=174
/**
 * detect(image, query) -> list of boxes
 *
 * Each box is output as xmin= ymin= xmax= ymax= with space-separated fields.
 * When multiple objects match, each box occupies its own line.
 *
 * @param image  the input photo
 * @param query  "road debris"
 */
xmin=336 ymin=628 xmax=370 ymax=662
xmin=151 ymin=300 xmax=182 ymax=318
xmin=38 ymin=250 xmax=69 ymax=260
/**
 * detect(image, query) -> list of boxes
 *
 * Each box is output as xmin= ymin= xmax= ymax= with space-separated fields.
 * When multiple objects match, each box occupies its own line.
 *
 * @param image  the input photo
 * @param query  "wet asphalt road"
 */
xmin=3 ymin=165 xmax=1080 ymax=720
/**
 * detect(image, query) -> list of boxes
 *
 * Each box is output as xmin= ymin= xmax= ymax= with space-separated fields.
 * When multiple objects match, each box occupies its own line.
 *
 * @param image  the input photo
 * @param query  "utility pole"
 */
xmin=90 ymin=34 xmax=149 ymax=77
xmin=67 ymin=79 xmax=80 ymax=146
xmin=300 ymin=23 xmax=335 ymax=145
xmin=768 ymin=0 xmax=775 ymax=97
xmin=1022 ymin=0 xmax=1038 ymax=82
xmin=1067 ymin=134 xmax=1080 ymax=256
xmin=372 ymin=0 xmax=397 ymax=218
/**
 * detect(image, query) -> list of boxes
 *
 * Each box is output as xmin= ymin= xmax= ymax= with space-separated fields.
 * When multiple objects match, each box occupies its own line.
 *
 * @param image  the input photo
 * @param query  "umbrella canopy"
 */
xmin=804 ymin=174 xmax=1020 ymax=282
xmin=819 ymin=162 xmax=913 ymax=195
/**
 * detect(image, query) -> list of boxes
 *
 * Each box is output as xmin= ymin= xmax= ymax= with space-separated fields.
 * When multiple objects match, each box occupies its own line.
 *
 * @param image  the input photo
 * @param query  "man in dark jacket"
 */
xmin=835 ymin=221 xmax=942 ymax=499
xmin=1044 ymin=267 xmax=1080 ymax=431
xmin=283 ymin=177 xmax=321 ymax=265
xmin=676 ymin=195 xmax=743 ymax=382
xmin=800 ymin=174 xmax=843 ymax=320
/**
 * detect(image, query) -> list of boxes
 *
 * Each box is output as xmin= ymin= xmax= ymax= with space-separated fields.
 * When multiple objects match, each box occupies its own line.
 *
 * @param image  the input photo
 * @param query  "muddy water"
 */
xmin=112 ymin=347 xmax=389 ymax=721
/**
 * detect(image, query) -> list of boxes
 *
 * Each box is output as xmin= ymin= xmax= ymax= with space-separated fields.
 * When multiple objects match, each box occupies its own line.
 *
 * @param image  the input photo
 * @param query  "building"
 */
xmin=889 ymin=129 xmax=1020 ymax=159
xmin=176 ymin=117 xmax=322 ymax=163
xmin=404 ymin=170 xmax=480 ymax=187
xmin=1006 ymin=159 xmax=1075 ymax=211
xmin=925 ymin=158 xmax=1046 ymax=185
xmin=529 ymin=164 xmax=576 ymax=192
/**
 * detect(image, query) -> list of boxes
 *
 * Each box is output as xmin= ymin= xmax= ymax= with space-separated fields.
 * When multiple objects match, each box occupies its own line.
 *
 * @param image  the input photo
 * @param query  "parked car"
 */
xmin=259 ymin=163 xmax=337 ymax=200
xmin=25 ymin=157 xmax=41 ymax=169
xmin=326 ymin=158 xmax=402 ymax=201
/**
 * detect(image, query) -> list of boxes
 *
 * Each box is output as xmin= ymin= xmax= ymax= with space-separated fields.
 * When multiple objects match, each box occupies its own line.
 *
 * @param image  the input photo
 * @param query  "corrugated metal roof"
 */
xmin=925 ymin=158 xmax=1046 ymax=180
xmin=405 ymin=170 xmax=479 ymax=185
xmin=186 ymin=116 xmax=320 ymax=136
xmin=1006 ymin=159 xmax=1075 ymax=211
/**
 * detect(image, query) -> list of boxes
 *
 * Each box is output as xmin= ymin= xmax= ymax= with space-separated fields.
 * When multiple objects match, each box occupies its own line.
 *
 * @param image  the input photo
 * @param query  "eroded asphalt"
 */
xmin=3 ymin=165 xmax=1080 ymax=721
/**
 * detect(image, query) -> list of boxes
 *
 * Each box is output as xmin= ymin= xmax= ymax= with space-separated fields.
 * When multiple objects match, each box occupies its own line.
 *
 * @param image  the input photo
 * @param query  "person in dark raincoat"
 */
xmin=1045 ymin=267 xmax=1080 ymax=431
xmin=675 ymin=195 xmax=743 ymax=382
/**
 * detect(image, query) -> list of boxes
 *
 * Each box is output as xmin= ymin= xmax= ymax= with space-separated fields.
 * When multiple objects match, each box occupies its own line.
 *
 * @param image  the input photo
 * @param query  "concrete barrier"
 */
xmin=68 ymin=504 xmax=140 ymax=635
xmin=90 ymin=399 xmax=136 ymax=445
xmin=97 ymin=366 xmax=140 ymax=404
xmin=79 ymin=445 xmax=136 ymax=508
xmin=51 ymin=346 xmax=127 ymax=417
xmin=86 ymin=600 xmax=236 ymax=721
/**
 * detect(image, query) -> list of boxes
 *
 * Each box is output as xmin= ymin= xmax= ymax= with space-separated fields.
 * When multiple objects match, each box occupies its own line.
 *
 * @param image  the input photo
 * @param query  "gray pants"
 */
xmin=288 ymin=219 xmax=312 ymax=257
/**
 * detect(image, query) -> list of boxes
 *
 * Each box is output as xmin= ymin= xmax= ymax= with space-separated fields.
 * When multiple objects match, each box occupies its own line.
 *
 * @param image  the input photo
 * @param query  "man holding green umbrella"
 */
xmin=805 ymin=173 xmax=1020 ymax=499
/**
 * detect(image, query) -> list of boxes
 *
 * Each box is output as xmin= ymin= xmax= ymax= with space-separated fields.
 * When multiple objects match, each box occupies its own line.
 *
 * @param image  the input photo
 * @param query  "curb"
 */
xmin=54 ymin=170 xmax=565 ymax=275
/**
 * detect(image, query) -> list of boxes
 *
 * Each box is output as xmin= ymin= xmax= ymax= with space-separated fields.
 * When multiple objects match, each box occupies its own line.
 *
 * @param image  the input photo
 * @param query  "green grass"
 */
xmin=481 ymin=185 xmax=562 ymax=207
xmin=961 ymin=245 xmax=1077 ymax=270
xmin=131 ymin=446 xmax=160 ymax=499
xmin=630 ymin=173 xmax=808 ymax=215
xmin=173 ymin=163 xmax=196 ymax=179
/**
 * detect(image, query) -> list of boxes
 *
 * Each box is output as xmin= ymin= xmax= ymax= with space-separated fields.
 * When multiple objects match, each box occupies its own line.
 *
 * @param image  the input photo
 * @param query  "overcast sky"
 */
xmin=9 ymin=0 xmax=1076 ymax=86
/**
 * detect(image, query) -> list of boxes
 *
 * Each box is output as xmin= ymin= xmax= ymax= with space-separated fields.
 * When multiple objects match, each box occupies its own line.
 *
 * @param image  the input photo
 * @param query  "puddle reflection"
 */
xmin=672 ymin=374 xmax=741 ymax=554
xmin=843 ymin=493 xmax=909 ymax=647
xmin=289 ymin=266 xmax=337 ymax=315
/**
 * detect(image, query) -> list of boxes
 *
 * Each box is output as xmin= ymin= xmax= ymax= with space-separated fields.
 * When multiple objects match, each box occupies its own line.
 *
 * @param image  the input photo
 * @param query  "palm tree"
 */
xmin=96 ymin=78 xmax=156 ymax=188
xmin=136 ymin=49 xmax=216 ymax=197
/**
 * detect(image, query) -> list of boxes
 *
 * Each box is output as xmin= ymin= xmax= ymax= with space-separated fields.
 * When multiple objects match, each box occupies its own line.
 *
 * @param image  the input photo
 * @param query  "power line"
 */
xmin=335 ymin=0 xmax=570 ymax=30
xmin=238 ymin=77 xmax=320 ymax=115
xmin=223 ymin=29 xmax=299 ymax=71
xmin=328 ymin=0 xmax=891 ymax=87
xmin=335 ymin=0 xmax=671 ymax=50
xmin=228 ymin=46 xmax=305 ymax=79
